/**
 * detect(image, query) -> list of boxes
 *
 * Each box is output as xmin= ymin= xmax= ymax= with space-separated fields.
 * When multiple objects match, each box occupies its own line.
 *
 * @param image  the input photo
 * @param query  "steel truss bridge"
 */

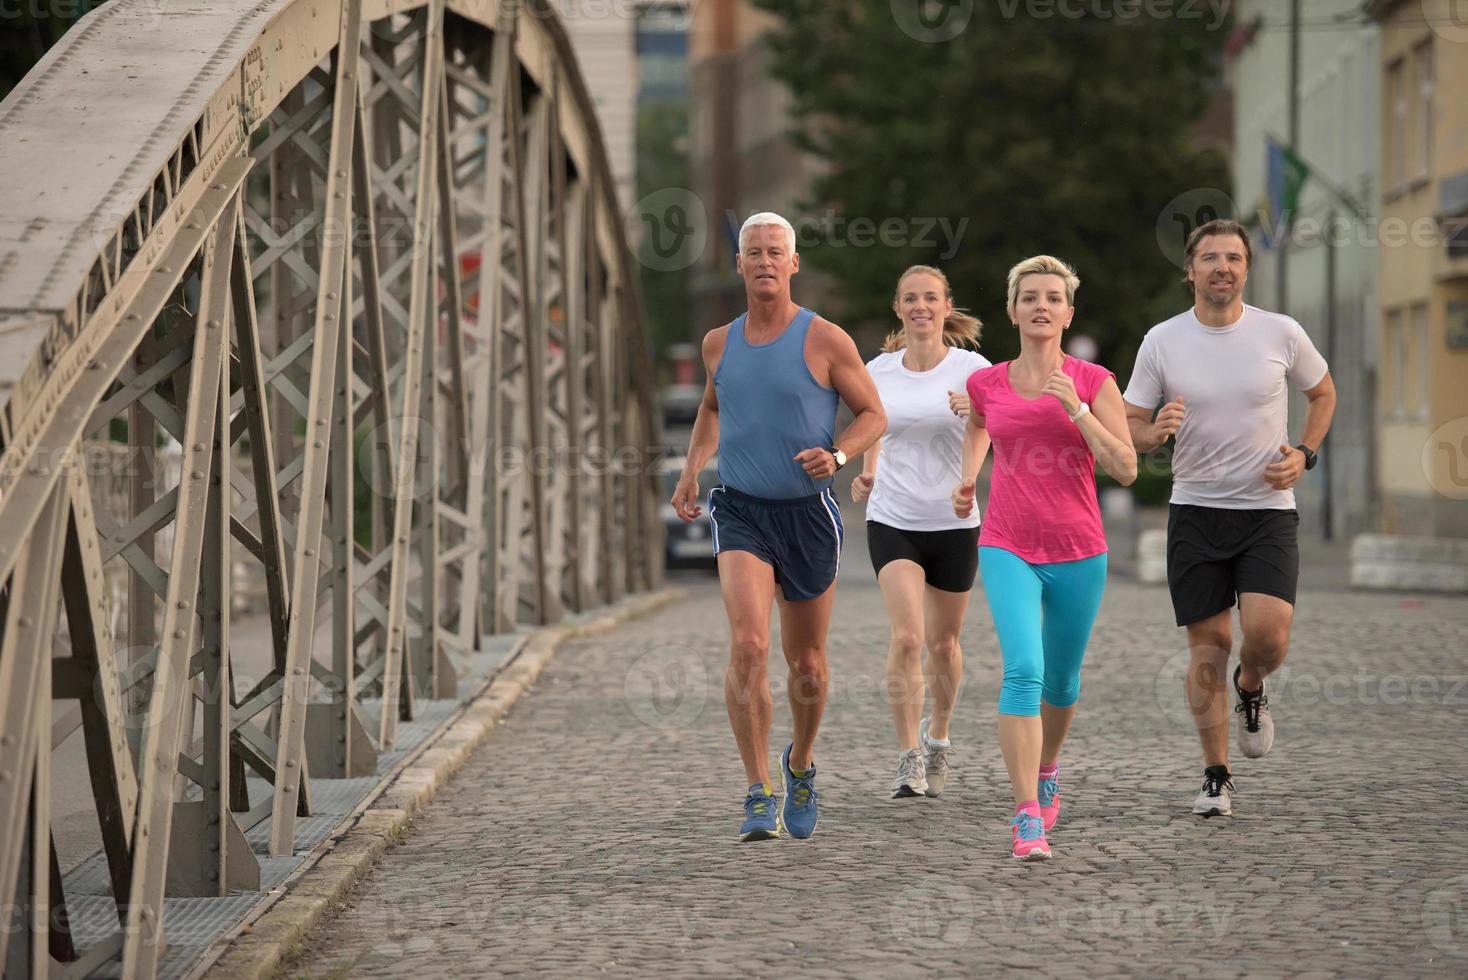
xmin=0 ymin=1 xmax=661 ymax=974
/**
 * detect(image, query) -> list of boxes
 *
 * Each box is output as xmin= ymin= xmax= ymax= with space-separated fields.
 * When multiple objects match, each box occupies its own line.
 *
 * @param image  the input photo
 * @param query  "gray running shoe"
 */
xmin=919 ymin=717 xmax=952 ymax=797
xmin=1192 ymin=765 xmax=1234 ymax=817
xmin=891 ymin=747 xmax=927 ymax=798
xmin=1233 ymin=665 xmax=1275 ymax=758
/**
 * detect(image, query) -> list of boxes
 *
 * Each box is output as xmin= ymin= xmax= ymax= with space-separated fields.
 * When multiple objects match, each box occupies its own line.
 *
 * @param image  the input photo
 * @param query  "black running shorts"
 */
xmin=1166 ymin=504 xmax=1300 ymax=627
xmin=866 ymin=521 xmax=980 ymax=594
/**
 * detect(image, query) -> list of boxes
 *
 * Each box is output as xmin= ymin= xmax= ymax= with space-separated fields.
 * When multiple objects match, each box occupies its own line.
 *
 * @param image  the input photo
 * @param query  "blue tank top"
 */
xmin=714 ymin=307 xmax=838 ymax=499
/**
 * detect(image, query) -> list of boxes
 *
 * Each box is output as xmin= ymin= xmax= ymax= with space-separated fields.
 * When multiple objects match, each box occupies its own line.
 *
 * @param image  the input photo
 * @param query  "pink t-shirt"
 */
xmin=966 ymin=355 xmax=1114 ymax=564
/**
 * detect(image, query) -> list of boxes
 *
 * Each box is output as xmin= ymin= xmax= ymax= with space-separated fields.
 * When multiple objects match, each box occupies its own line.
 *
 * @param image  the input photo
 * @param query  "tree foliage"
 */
xmin=749 ymin=0 xmax=1231 ymax=370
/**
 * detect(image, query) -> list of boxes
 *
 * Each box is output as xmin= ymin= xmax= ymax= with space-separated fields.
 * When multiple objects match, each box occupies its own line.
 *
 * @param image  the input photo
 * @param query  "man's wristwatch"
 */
xmin=1295 ymin=444 xmax=1318 ymax=471
xmin=832 ymin=449 xmax=848 ymax=470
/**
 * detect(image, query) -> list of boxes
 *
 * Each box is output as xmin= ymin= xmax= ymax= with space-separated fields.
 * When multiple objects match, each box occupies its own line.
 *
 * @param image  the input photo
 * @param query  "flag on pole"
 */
xmin=1264 ymin=137 xmax=1309 ymax=246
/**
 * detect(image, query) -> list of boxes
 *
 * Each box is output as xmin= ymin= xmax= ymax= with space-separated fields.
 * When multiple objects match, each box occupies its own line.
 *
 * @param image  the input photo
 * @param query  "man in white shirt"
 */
xmin=1123 ymin=219 xmax=1337 ymax=817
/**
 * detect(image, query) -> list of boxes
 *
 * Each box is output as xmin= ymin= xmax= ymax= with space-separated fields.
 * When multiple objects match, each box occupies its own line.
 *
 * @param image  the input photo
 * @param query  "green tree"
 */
xmin=1 ymin=1 xmax=110 ymax=100
xmin=636 ymin=100 xmax=693 ymax=371
xmin=749 ymin=0 xmax=1231 ymax=372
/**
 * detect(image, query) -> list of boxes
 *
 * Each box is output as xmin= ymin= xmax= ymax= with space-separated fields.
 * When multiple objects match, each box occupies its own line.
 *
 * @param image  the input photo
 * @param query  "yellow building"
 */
xmin=1369 ymin=0 xmax=1468 ymax=537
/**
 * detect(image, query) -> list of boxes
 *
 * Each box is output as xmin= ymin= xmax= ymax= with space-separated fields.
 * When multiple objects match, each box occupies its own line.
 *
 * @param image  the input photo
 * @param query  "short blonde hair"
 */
xmin=883 ymin=265 xmax=982 ymax=353
xmin=1006 ymin=255 xmax=1080 ymax=315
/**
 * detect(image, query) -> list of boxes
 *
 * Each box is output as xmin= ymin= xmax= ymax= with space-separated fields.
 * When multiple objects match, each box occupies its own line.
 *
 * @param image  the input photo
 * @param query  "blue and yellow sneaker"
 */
xmin=779 ymin=743 xmax=819 ymax=839
xmin=740 ymin=783 xmax=780 ymax=842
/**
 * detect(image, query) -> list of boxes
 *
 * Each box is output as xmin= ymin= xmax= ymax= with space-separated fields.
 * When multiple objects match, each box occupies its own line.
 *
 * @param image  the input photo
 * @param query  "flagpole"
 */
xmin=1279 ymin=0 xmax=1300 ymax=312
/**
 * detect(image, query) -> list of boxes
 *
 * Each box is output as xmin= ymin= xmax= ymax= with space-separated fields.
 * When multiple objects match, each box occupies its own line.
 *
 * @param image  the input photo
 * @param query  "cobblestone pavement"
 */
xmin=290 ymin=524 xmax=1468 ymax=978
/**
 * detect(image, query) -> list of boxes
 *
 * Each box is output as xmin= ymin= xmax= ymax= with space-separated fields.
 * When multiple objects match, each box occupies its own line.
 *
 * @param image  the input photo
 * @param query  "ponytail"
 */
xmin=884 ymin=265 xmax=982 ymax=353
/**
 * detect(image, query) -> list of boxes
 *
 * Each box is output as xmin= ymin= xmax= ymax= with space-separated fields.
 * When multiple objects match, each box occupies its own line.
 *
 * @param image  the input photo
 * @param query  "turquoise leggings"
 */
xmin=978 ymin=547 xmax=1108 ymax=717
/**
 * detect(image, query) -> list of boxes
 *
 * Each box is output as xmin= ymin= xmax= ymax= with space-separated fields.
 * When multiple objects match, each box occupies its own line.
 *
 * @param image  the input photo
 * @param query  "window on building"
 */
xmin=1414 ymin=41 xmax=1434 ymax=182
xmin=1387 ymin=58 xmax=1406 ymax=191
xmin=1385 ymin=308 xmax=1405 ymax=416
xmin=1409 ymin=303 xmax=1431 ymax=419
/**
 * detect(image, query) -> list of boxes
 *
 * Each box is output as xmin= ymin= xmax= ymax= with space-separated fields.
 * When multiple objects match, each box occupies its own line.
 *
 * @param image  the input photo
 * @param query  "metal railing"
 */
xmin=0 ymin=1 xmax=661 ymax=974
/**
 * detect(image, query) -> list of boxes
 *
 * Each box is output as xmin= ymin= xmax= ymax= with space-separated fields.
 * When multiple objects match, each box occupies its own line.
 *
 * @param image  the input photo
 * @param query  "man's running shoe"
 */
xmin=919 ymin=717 xmax=952 ymax=798
xmin=740 ymin=783 xmax=780 ymax=842
xmin=1011 ymin=810 xmax=1052 ymax=861
xmin=1233 ymin=665 xmax=1275 ymax=758
xmin=891 ymin=747 xmax=927 ymax=798
xmin=1192 ymin=764 xmax=1234 ymax=817
xmin=1038 ymin=770 xmax=1061 ymax=831
xmin=780 ymin=743 xmax=819 ymax=839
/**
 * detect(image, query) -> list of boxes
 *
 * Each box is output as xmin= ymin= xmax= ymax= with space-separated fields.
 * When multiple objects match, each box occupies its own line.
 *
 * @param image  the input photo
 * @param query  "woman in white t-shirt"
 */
xmin=854 ymin=265 xmax=991 ymax=799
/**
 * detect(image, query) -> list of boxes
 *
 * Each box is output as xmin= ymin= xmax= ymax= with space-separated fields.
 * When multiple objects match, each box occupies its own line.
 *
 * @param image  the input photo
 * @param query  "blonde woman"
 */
xmin=853 ymin=266 xmax=990 ymax=798
xmin=953 ymin=256 xmax=1136 ymax=860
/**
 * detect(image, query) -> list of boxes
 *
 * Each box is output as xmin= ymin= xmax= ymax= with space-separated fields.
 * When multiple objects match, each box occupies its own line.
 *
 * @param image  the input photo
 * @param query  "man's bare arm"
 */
xmin=1298 ymin=371 xmax=1336 ymax=453
xmin=819 ymin=320 xmax=887 ymax=460
xmin=680 ymin=328 xmax=725 ymax=480
xmin=671 ymin=327 xmax=726 ymax=521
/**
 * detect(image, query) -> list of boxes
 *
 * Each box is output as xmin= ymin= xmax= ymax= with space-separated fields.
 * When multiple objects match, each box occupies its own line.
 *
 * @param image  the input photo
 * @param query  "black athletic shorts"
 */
xmin=708 ymin=484 xmax=844 ymax=602
xmin=866 ymin=521 xmax=980 ymax=593
xmin=1166 ymin=504 xmax=1300 ymax=627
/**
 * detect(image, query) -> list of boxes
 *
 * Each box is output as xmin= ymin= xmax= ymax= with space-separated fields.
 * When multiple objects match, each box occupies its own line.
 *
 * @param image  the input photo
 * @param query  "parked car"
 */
xmin=660 ymin=456 xmax=719 ymax=572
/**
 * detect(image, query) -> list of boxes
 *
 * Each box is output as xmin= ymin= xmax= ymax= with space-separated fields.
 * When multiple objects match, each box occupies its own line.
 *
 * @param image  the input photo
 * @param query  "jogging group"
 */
xmin=668 ymin=212 xmax=1337 ymax=861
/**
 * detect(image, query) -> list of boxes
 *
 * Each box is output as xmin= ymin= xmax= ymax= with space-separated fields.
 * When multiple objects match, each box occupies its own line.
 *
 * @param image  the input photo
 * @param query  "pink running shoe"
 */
xmin=1038 ymin=773 xmax=1061 ymax=831
xmin=1011 ymin=810 xmax=1052 ymax=861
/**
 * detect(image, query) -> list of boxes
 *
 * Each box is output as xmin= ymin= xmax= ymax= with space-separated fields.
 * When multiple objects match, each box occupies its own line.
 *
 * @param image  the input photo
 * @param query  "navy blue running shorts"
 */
xmin=707 ymin=484 xmax=844 ymax=601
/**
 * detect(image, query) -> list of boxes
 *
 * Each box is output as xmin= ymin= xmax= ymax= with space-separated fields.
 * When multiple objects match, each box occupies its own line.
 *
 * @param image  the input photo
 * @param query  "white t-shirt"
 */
xmin=865 ymin=346 xmax=991 ymax=530
xmin=1123 ymin=305 xmax=1329 ymax=510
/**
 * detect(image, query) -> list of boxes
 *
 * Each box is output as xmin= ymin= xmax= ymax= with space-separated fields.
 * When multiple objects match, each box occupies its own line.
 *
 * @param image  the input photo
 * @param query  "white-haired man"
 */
xmin=671 ymin=212 xmax=887 ymax=841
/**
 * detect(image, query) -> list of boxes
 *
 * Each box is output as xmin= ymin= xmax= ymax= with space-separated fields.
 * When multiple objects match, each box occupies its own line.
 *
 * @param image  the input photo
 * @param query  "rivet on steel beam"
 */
xmin=305 ymin=548 xmax=315 ymax=557
xmin=175 ymin=628 xmax=186 ymax=638
xmin=193 ymin=470 xmax=204 ymax=479
xmin=194 ymin=443 xmax=206 ymax=451
xmin=19 ymin=617 xmax=32 ymax=628
xmin=178 ymin=600 xmax=189 ymax=609
xmin=208 ymin=319 xmax=220 ymax=328
xmin=286 ymin=760 xmax=297 ymax=768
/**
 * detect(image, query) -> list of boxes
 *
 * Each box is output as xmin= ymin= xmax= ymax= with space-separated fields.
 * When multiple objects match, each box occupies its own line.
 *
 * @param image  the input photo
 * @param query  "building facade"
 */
xmin=688 ymin=0 xmax=832 ymax=334
xmin=1230 ymin=0 xmax=1381 ymax=540
xmin=1369 ymin=0 xmax=1468 ymax=537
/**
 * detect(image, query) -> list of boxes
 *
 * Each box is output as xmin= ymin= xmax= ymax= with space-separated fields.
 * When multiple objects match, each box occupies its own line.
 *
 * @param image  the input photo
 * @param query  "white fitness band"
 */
xmin=1069 ymin=402 xmax=1090 ymax=423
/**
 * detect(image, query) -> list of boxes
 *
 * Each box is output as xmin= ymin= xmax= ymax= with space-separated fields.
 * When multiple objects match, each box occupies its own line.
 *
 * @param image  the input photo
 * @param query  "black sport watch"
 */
xmin=1295 ymin=444 xmax=1318 ymax=471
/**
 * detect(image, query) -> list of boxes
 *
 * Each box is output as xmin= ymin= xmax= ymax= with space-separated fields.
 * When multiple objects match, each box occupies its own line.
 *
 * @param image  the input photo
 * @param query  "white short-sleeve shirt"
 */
xmin=1123 ymin=305 xmax=1329 ymax=510
xmin=865 ymin=346 xmax=991 ymax=530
